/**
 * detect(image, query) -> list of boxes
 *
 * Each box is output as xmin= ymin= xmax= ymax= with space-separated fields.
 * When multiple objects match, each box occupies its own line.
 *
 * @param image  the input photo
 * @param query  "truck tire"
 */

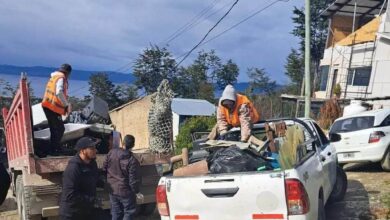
xmin=328 ymin=166 xmax=347 ymax=203
xmin=16 ymin=176 xmax=41 ymax=220
xmin=318 ymin=197 xmax=326 ymax=220
xmin=0 ymin=163 xmax=10 ymax=205
xmin=139 ymin=203 xmax=156 ymax=216
xmin=381 ymin=148 xmax=390 ymax=171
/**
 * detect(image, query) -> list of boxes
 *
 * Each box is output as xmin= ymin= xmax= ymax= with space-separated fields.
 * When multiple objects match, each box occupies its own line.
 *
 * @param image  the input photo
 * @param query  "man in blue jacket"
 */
xmin=103 ymin=134 xmax=141 ymax=220
xmin=59 ymin=137 xmax=101 ymax=220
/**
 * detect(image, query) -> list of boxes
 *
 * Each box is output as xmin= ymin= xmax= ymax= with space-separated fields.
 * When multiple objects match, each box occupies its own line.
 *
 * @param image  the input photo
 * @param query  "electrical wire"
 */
xmin=176 ymin=0 xmax=240 ymax=67
xmin=161 ymin=0 xmax=220 ymax=45
xmin=175 ymin=0 xmax=289 ymax=61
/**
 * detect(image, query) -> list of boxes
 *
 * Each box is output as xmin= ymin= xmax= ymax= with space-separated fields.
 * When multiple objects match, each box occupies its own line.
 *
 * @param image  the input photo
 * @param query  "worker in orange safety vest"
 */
xmin=41 ymin=64 xmax=72 ymax=156
xmin=209 ymin=85 xmax=260 ymax=142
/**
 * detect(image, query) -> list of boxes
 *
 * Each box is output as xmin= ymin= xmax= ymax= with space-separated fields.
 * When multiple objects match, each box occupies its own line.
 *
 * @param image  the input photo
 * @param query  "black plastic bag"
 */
xmin=207 ymin=146 xmax=268 ymax=174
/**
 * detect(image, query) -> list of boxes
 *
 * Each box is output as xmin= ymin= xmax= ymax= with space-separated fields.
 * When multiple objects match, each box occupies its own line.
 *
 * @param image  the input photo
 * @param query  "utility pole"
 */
xmin=304 ymin=0 xmax=311 ymax=118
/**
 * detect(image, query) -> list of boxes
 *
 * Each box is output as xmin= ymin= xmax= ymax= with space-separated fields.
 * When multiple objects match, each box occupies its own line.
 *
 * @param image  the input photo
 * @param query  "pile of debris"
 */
xmin=32 ymin=96 xmax=113 ymax=157
xmin=173 ymin=121 xmax=306 ymax=177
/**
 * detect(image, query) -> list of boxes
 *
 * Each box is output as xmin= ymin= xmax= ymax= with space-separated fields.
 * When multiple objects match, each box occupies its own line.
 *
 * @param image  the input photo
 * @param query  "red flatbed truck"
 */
xmin=2 ymin=75 xmax=171 ymax=219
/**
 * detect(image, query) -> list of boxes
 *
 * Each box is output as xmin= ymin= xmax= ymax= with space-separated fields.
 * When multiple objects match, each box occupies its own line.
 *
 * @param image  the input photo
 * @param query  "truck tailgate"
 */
xmin=165 ymin=171 xmax=288 ymax=220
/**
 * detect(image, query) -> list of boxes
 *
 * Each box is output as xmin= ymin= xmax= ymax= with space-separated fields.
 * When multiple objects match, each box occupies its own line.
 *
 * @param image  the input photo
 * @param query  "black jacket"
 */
xmin=103 ymin=148 xmax=141 ymax=197
xmin=59 ymin=155 xmax=100 ymax=218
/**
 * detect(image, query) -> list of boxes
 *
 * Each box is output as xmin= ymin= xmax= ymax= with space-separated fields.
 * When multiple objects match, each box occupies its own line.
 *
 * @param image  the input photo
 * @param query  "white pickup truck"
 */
xmin=156 ymin=118 xmax=347 ymax=220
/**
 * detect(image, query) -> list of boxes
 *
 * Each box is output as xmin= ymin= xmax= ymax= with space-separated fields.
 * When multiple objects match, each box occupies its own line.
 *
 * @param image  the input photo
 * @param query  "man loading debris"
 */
xmin=41 ymin=63 xmax=72 ymax=155
xmin=209 ymin=84 xmax=260 ymax=142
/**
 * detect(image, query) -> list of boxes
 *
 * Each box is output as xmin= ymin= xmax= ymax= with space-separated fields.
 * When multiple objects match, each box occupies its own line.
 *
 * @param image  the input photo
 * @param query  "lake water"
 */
xmin=0 ymin=74 xmax=90 ymax=98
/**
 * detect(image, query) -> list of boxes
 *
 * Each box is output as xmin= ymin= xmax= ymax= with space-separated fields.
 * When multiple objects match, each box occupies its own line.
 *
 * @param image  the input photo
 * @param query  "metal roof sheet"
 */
xmin=321 ymin=0 xmax=386 ymax=18
xmin=171 ymin=98 xmax=216 ymax=116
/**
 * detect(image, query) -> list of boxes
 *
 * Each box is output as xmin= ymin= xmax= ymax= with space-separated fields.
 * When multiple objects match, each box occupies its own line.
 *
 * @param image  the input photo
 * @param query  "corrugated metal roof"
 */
xmin=171 ymin=98 xmax=216 ymax=116
xmin=321 ymin=0 xmax=386 ymax=18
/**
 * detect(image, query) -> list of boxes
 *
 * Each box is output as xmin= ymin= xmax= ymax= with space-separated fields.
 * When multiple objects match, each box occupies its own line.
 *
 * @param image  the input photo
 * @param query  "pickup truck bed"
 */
xmin=157 ymin=118 xmax=347 ymax=220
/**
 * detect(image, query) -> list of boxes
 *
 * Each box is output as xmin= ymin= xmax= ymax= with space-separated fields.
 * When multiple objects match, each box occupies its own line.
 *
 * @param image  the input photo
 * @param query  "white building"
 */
xmin=316 ymin=0 xmax=390 ymax=108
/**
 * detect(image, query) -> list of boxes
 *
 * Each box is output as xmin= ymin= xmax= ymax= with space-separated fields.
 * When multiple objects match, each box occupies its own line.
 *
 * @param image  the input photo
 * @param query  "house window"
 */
xmin=319 ymin=65 xmax=329 ymax=91
xmin=347 ymin=67 xmax=371 ymax=86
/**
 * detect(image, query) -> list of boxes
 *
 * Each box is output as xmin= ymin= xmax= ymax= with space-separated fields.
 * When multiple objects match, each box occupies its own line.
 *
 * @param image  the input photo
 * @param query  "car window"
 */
xmin=380 ymin=114 xmax=390 ymax=127
xmin=330 ymin=116 xmax=374 ymax=133
xmin=313 ymin=122 xmax=329 ymax=147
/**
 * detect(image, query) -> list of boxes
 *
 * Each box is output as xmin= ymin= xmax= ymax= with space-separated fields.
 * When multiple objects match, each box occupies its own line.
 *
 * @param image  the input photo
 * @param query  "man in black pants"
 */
xmin=59 ymin=137 xmax=102 ymax=220
xmin=103 ymin=135 xmax=141 ymax=220
xmin=41 ymin=64 xmax=72 ymax=155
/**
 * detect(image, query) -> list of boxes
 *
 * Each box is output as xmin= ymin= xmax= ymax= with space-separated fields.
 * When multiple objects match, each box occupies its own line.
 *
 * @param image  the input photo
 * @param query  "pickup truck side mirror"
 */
xmin=329 ymin=133 xmax=341 ymax=142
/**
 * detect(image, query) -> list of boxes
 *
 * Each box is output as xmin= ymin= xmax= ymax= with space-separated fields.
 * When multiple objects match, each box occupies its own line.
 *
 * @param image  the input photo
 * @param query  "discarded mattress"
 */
xmin=34 ymin=124 xmax=92 ymax=143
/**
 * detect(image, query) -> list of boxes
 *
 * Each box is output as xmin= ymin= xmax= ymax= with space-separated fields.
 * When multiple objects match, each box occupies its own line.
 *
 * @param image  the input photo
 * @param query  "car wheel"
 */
xmin=381 ymin=148 xmax=390 ymax=171
xmin=318 ymin=197 xmax=326 ymax=220
xmin=328 ymin=166 xmax=347 ymax=203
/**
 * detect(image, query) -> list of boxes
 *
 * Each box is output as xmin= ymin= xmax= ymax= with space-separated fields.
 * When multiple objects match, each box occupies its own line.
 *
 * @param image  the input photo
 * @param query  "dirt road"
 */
xmin=1 ymin=163 xmax=389 ymax=220
xmin=326 ymin=163 xmax=390 ymax=220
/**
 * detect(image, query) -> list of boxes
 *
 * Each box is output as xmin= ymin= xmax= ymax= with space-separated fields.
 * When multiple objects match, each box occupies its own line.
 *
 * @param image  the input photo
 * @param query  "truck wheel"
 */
xmin=0 ymin=163 xmax=10 ymax=205
xmin=318 ymin=197 xmax=326 ymax=220
xmin=16 ymin=176 xmax=41 ymax=220
xmin=328 ymin=166 xmax=347 ymax=203
xmin=381 ymin=148 xmax=390 ymax=171
xmin=139 ymin=203 xmax=156 ymax=216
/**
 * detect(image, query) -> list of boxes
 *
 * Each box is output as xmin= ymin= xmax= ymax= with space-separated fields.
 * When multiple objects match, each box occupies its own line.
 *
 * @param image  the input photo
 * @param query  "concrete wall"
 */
xmin=109 ymin=96 xmax=152 ymax=150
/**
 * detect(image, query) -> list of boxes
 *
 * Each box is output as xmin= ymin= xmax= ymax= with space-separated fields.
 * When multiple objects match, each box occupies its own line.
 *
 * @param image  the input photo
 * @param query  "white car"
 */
xmin=157 ymin=118 xmax=347 ymax=220
xmin=329 ymin=109 xmax=390 ymax=171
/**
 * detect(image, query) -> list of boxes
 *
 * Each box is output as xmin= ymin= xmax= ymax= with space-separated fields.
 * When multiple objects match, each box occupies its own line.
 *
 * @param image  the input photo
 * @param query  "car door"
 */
xmin=311 ymin=121 xmax=337 ymax=199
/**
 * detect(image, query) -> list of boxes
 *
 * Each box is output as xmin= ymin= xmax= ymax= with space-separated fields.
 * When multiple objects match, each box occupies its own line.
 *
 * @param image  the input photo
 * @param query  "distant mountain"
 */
xmin=0 ymin=64 xmax=134 ymax=83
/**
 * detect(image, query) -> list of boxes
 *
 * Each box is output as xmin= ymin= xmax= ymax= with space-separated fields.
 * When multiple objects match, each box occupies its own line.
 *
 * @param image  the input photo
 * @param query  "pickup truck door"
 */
xmin=310 ymin=121 xmax=337 ymax=200
xmin=165 ymin=171 xmax=288 ymax=220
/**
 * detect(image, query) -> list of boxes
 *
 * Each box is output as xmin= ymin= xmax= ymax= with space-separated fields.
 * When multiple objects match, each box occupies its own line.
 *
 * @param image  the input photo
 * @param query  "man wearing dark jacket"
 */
xmin=103 ymin=134 xmax=141 ymax=220
xmin=59 ymin=137 xmax=101 ymax=220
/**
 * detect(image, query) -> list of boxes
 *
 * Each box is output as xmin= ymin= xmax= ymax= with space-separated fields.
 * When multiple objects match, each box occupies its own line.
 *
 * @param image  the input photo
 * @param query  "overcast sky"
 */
xmin=0 ymin=0 xmax=303 ymax=83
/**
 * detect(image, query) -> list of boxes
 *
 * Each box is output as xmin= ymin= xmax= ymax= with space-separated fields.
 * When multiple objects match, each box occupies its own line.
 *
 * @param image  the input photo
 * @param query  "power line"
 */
xmin=202 ymin=0 xmax=288 ymax=46
xmin=175 ymin=0 xmax=289 ymax=61
xmin=165 ymin=0 xmax=236 ymax=45
xmin=161 ymin=0 xmax=220 ymax=45
xmin=176 ymin=0 xmax=240 ymax=67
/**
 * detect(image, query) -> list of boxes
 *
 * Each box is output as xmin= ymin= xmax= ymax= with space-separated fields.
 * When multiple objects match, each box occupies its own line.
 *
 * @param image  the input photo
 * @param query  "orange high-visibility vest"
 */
xmin=41 ymin=73 xmax=68 ymax=115
xmin=220 ymin=94 xmax=260 ymax=127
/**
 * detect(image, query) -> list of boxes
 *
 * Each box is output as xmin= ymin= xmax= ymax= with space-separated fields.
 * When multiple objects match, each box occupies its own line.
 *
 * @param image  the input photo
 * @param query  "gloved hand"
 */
xmin=219 ymin=130 xmax=227 ymax=140
xmin=136 ymin=193 xmax=144 ymax=202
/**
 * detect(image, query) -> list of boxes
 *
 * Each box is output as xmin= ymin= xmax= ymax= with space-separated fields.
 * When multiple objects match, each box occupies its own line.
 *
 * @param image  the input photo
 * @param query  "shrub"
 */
xmin=333 ymin=83 xmax=341 ymax=97
xmin=175 ymin=116 xmax=216 ymax=154
xmin=318 ymin=98 xmax=342 ymax=130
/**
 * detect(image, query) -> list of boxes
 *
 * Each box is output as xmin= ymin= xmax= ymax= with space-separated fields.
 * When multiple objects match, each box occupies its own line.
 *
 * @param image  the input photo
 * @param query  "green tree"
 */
xmin=284 ymin=49 xmax=304 ymax=95
xmin=0 ymin=79 xmax=15 ymax=127
xmin=173 ymin=51 xmax=218 ymax=102
xmin=133 ymin=45 xmax=177 ymax=94
xmin=88 ymin=72 xmax=120 ymax=109
xmin=291 ymin=0 xmax=329 ymax=92
xmin=217 ymin=59 xmax=239 ymax=90
xmin=247 ymin=68 xmax=276 ymax=96
xmin=115 ymin=83 xmax=138 ymax=105
xmin=175 ymin=116 xmax=216 ymax=153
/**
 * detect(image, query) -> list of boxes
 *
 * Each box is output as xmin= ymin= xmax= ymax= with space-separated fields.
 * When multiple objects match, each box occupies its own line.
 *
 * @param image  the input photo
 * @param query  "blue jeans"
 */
xmin=110 ymin=194 xmax=136 ymax=220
